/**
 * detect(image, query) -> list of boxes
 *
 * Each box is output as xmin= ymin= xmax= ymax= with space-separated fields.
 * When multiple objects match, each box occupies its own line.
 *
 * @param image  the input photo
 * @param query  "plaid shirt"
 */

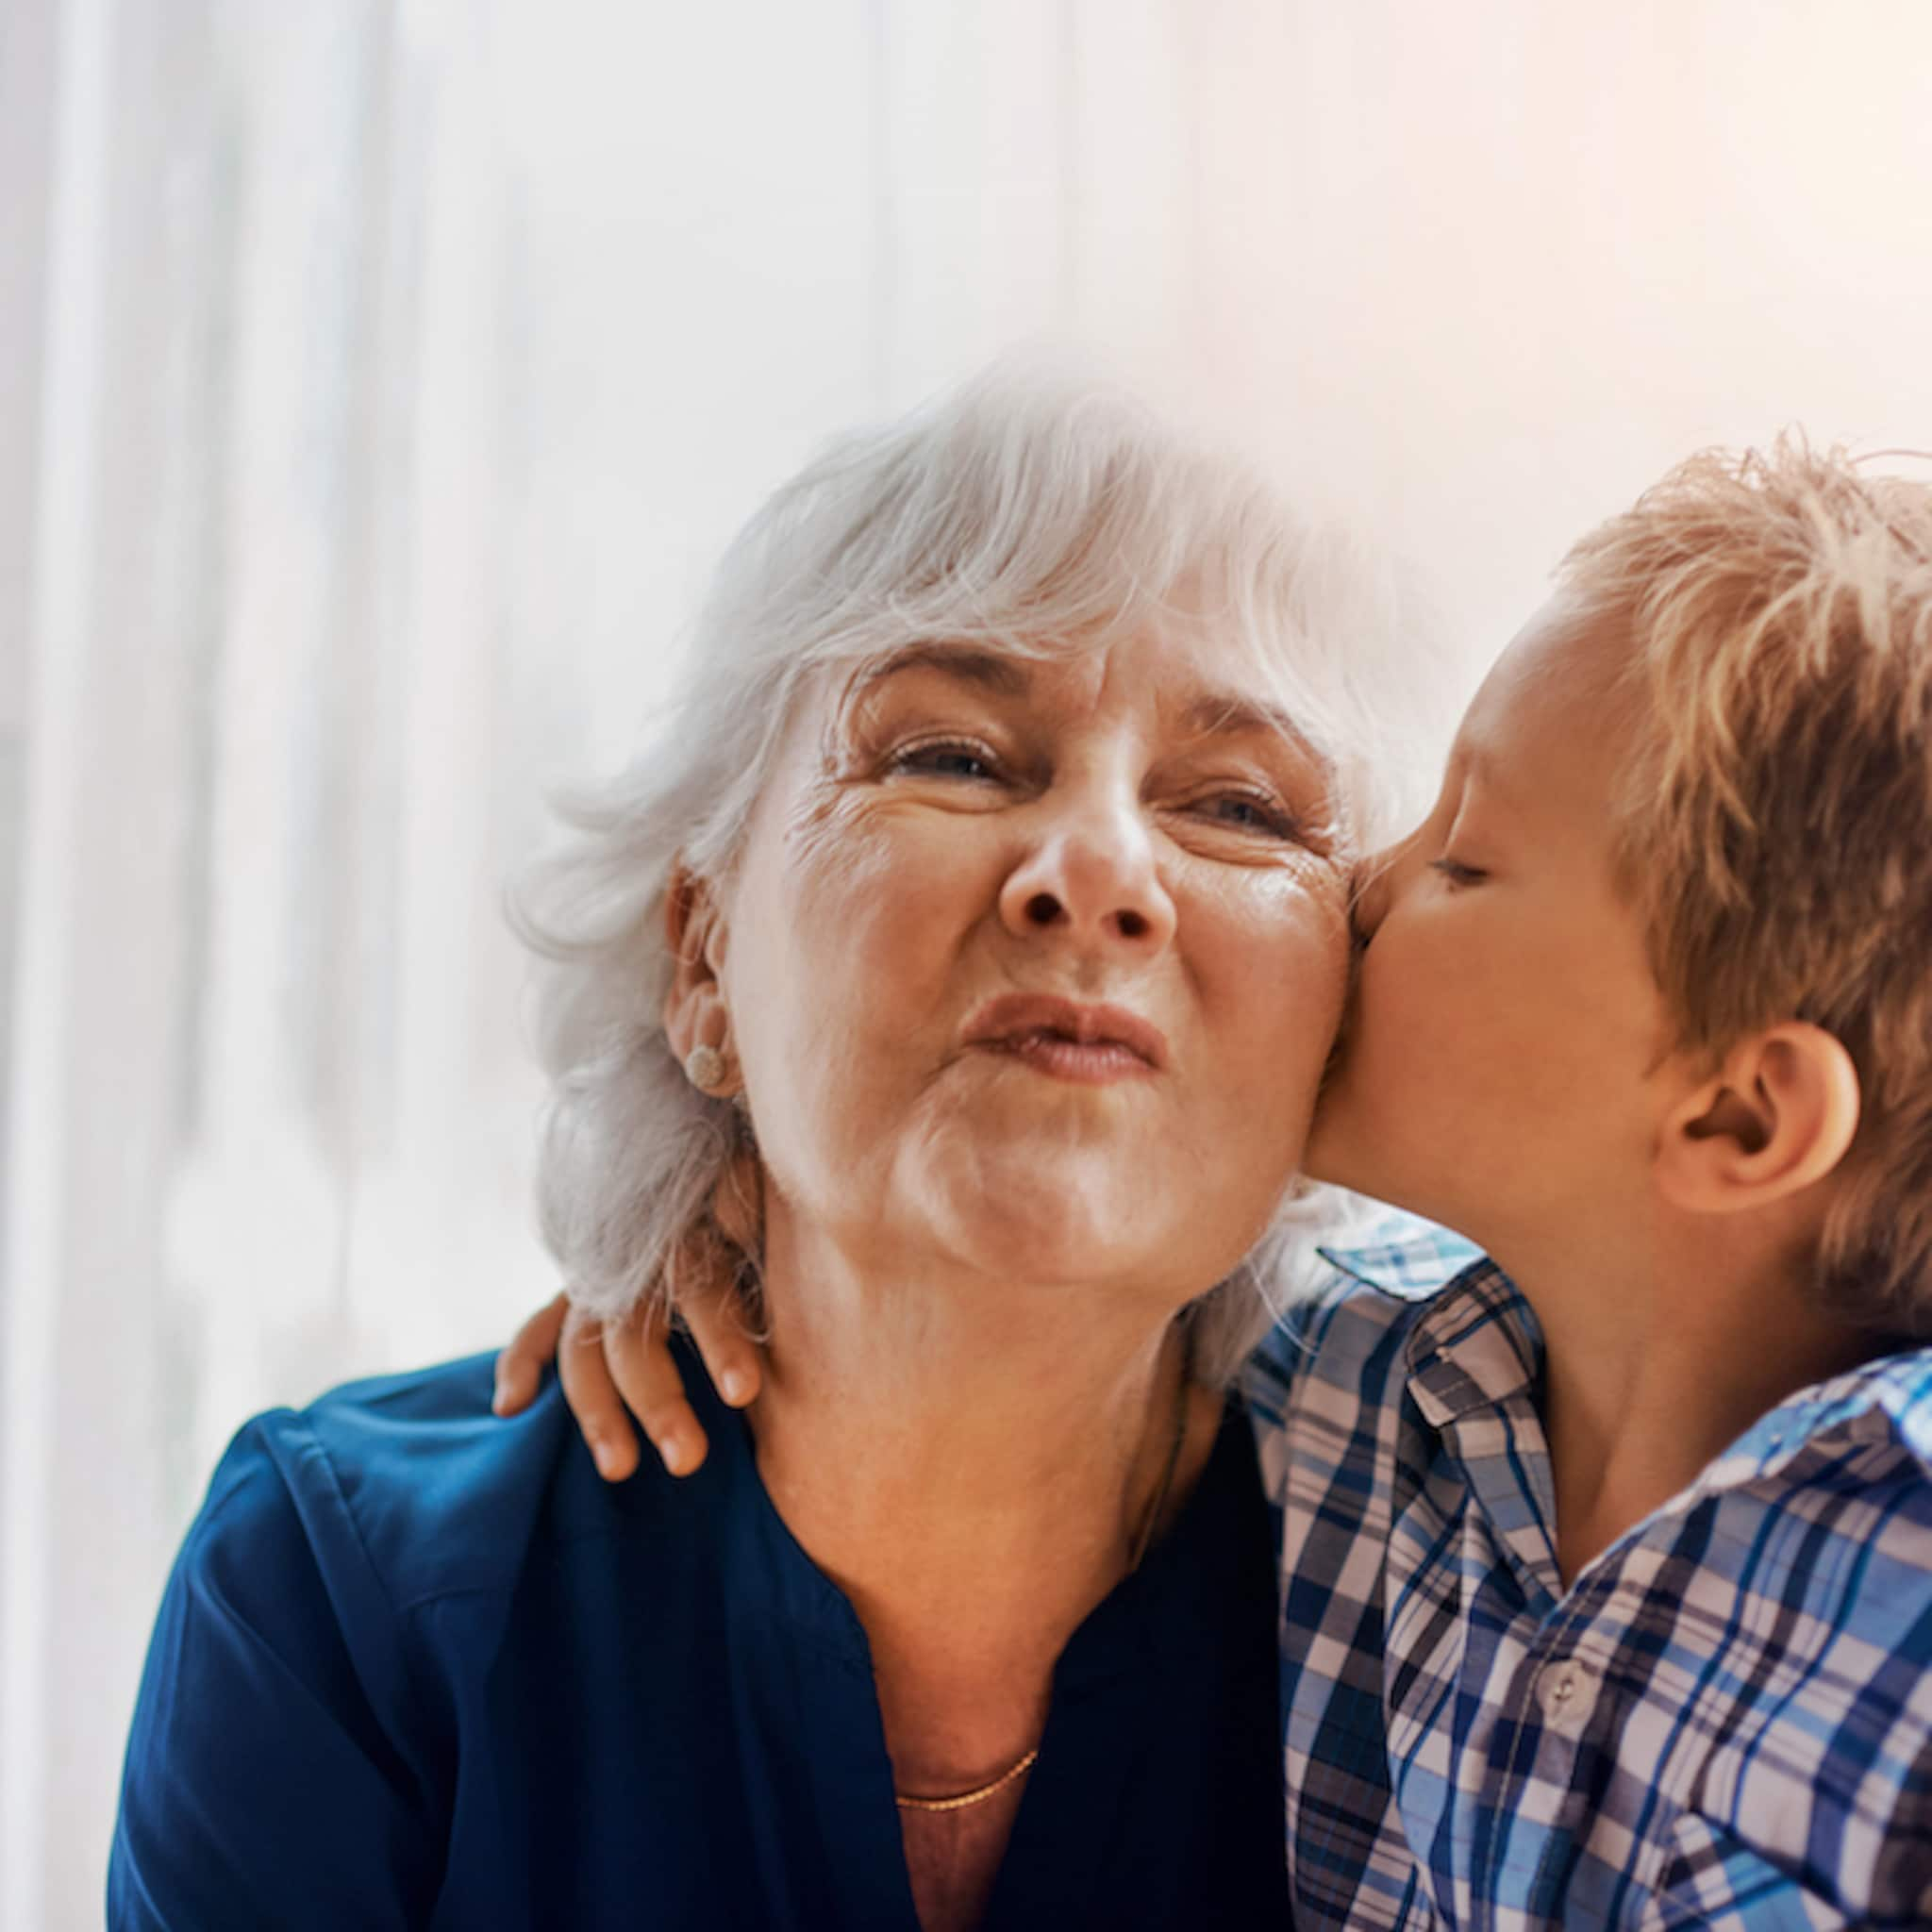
xmin=1241 ymin=1214 xmax=1932 ymax=1929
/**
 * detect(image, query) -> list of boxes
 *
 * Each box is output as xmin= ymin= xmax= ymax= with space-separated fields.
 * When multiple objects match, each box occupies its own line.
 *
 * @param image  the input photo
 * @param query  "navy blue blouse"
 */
xmin=111 ymin=1346 xmax=1288 ymax=1928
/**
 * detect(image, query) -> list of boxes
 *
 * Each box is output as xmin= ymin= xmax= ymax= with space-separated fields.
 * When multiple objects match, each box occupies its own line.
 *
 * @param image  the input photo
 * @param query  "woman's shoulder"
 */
xmin=119 ymin=1357 xmax=650 ymax=1920
xmin=193 ymin=1351 xmax=590 ymax=1622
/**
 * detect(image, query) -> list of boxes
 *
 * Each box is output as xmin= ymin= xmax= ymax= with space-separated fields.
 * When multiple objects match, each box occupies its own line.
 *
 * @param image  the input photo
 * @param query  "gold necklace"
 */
xmin=894 ymin=1745 xmax=1041 ymax=1813
xmin=891 ymin=1332 xmax=1195 ymax=1814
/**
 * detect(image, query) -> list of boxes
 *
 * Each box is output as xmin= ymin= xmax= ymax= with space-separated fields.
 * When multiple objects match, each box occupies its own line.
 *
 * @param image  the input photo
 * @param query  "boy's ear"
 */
xmin=1656 ymin=1022 xmax=1861 ymax=1216
xmin=661 ymin=864 xmax=732 ymax=1067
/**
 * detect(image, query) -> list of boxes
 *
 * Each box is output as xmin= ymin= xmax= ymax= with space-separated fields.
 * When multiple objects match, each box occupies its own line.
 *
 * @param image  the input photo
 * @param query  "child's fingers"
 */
xmin=691 ymin=1149 xmax=766 ymax=1407
xmin=675 ymin=1232 xmax=764 ymax=1410
xmin=492 ymin=1291 xmax=569 ymax=1415
xmin=557 ymin=1307 xmax=641 ymax=1483
xmin=604 ymin=1303 xmax=711 ymax=1476
xmin=516 ymin=1143 xmax=766 ymax=1478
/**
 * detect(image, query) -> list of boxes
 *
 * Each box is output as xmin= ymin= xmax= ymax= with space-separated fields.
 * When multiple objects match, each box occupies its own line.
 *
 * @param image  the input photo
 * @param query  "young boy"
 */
xmin=505 ymin=439 xmax=1932 ymax=1925
xmin=1256 ymin=440 xmax=1932 ymax=1927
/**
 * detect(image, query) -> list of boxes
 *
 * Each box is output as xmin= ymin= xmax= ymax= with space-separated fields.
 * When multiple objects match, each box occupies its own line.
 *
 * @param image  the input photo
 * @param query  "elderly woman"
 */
xmin=110 ymin=371 xmax=1419 ymax=1931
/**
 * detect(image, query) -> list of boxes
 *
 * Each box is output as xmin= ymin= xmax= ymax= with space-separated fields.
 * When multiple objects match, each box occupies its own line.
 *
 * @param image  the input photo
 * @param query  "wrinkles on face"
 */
xmin=716 ymin=623 xmax=1355 ymax=1300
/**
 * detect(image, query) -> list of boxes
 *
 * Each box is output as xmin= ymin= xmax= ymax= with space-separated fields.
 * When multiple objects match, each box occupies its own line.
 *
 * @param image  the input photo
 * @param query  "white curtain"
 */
xmin=3 ymin=2 xmax=1929 ymax=1924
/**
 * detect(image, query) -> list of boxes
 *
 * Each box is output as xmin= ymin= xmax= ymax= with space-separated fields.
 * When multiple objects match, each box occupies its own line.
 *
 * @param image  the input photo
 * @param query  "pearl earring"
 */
xmin=685 ymin=1043 xmax=727 ymax=1093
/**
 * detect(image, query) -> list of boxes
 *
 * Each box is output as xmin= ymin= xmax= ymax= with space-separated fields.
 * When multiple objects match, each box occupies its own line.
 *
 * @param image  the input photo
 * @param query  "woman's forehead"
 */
xmin=838 ymin=622 xmax=1317 ymax=736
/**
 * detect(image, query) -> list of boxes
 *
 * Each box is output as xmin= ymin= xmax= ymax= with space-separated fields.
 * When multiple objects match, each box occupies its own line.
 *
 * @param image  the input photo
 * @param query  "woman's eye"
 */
xmin=1429 ymin=856 xmax=1488 ymax=888
xmin=1193 ymin=791 xmax=1302 ymax=840
xmin=889 ymin=739 xmax=1002 ymax=782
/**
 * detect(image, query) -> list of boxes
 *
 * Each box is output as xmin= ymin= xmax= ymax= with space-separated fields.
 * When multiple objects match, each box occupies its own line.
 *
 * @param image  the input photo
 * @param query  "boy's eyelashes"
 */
xmin=1429 ymin=856 xmax=1489 ymax=889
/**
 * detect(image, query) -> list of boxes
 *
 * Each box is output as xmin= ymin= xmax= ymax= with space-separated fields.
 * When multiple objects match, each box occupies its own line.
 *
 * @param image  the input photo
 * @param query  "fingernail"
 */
xmin=491 ymin=1378 xmax=510 ymax=1415
xmin=591 ymin=1440 xmax=618 ymax=1478
xmin=658 ymin=1434 xmax=691 ymax=1476
xmin=720 ymin=1370 xmax=751 ymax=1405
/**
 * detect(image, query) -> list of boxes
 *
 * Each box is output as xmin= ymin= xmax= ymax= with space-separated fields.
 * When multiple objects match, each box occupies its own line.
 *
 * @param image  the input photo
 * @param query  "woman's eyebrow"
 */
xmin=1178 ymin=690 xmax=1311 ymax=753
xmin=858 ymin=642 xmax=1033 ymax=698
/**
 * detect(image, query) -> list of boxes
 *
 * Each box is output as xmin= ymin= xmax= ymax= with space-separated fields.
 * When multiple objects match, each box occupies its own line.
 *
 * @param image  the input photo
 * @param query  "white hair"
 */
xmin=511 ymin=363 xmax=1441 ymax=1381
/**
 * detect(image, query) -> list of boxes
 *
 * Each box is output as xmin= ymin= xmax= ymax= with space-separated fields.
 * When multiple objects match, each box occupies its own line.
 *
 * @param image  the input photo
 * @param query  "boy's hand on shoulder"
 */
xmin=492 ymin=1151 xmax=766 ymax=1479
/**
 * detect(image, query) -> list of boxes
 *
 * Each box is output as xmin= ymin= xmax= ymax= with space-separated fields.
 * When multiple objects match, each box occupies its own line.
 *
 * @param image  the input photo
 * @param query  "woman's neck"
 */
xmin=743 ymin=1215 xmax=1221 ymax=1795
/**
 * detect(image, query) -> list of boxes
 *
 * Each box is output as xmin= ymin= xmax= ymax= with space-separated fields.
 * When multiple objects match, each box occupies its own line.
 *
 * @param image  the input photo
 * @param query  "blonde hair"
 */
xmin=1560 ymin=438 xmax=1932 ymax=1333
xmin=512 ymin=363 xmax=1439 ymax=1380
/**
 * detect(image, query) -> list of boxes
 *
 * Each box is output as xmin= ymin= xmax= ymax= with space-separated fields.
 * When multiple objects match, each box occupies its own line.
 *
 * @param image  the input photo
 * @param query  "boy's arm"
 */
xmin=110 ymin=1420 xmax=440 ymax=1928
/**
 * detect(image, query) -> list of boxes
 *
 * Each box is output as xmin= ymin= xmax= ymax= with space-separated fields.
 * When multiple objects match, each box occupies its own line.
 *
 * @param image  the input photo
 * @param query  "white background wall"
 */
xmin=3 ymin=2 xmax=1929 ymax=1923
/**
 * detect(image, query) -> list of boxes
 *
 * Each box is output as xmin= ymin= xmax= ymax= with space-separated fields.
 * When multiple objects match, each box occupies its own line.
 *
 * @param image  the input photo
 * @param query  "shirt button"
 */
xmin=1535 ymin=1658 xmax=1599 ymax=1734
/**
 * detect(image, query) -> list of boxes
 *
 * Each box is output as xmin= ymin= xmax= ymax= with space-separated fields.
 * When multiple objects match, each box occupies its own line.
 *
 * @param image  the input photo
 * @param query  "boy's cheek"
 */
xmin=1352 ymin=928 xmax=1469 ymax=1071
xmin=1310 ymin=943 xmax=1508 ymax=1184
xmin=1307 ymin=1002 xmax=1453 ymax=1196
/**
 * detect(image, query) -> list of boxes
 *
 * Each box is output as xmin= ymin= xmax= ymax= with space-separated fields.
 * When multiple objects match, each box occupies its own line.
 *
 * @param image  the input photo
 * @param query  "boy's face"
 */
xmin=1306 ymin=597 xmax=1675 ymax=1256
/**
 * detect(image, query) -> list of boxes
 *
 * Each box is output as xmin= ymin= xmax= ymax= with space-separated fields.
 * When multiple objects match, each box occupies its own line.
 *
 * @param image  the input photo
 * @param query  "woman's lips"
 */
xmin=959 ymin=993 xmax=1169 ymax=1085
xmin=978 ymin=1030 xmax=1160 ymax=1085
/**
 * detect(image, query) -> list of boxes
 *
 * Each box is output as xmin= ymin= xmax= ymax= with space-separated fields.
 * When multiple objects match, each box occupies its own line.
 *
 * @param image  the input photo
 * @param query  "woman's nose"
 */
xmin=998 ymin=799 xmax=1177 ymax=955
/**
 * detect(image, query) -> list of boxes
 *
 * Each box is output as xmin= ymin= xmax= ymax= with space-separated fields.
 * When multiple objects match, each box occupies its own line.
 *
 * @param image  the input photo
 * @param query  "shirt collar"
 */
xmin=1321 ymin=1218 xmax=1932 ymax=1484
xmin=1315 ymin=1212 xmax=1485 ymax=1303
xmin=1317 ymin=1217 xmax=1541 ymax=1428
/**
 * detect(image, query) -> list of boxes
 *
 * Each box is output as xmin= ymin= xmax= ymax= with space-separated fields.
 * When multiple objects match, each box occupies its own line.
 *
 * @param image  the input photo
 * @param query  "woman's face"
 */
xmin=705 ymin=614 xmax=1350 ymax=1305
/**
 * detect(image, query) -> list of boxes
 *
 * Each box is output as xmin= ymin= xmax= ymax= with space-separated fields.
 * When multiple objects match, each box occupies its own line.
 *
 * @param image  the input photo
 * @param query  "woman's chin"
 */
xmin=916 ymin=1155 xmax=1193 ymax=1292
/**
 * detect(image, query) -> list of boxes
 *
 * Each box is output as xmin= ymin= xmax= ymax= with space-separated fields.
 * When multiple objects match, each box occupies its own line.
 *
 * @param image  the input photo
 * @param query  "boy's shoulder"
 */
xmin=1874 ymin=1354 xmax=1932 ymax=1479
xmin=1718 ymin=1341 xmax=1932 ymax=1495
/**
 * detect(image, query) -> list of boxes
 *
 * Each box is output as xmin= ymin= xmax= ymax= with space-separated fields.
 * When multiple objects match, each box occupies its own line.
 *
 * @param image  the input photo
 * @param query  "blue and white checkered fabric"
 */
xmin=1241 ymin=1213 xmax=1932 ymax=1928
